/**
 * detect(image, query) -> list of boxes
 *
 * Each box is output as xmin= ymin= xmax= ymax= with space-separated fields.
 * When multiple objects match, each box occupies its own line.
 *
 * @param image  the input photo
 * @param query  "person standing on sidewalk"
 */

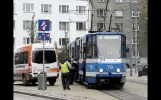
xmin=70 ymin=57 xmax=79 ymax=84
xmin=73 ymin=57 xmax=79 ymax=82
xmin=137 ymin=62 xmax=143 ymax=77
xmin=59 ymin=57 xmax=74 ymax=90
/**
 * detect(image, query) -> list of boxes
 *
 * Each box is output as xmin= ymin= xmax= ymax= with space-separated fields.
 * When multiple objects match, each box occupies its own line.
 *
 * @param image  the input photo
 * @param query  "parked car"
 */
xmin=141 ymin=65 xmax=148 ymax=76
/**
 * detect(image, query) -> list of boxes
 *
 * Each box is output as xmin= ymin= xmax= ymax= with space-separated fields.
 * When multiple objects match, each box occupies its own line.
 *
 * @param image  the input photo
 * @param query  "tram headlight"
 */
xmin=116 ymin=68 xmax=120 ymax=73
xmin=99 ymin=69 xmax=103 ymax=73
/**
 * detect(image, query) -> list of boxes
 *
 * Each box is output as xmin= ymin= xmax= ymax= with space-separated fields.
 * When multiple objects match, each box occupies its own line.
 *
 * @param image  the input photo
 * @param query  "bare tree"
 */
xmin=57 ymin=31 xmax=69 ymax=63
xmin=28 ymin=13 xmax=38 ymax=43
xmin=139 ymin=0 xmax=148 ymax=36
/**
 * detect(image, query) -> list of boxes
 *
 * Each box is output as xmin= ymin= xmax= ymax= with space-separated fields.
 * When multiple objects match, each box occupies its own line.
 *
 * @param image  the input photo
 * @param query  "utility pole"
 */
xmin=134 ymin=8 xmax=138 ymax=74
xmin=129 ymin=0 xmax=133 ymax=76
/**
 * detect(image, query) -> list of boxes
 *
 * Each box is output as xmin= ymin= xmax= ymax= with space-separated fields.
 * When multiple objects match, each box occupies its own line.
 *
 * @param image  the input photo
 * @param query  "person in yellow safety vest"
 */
xmin=59 ymin=57 xmax=74 ymax=90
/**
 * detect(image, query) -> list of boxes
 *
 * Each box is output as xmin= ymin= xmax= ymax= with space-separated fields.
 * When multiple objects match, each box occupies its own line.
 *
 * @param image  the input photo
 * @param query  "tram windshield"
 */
xmin=97 ymin=35 xmax=121 ymax=59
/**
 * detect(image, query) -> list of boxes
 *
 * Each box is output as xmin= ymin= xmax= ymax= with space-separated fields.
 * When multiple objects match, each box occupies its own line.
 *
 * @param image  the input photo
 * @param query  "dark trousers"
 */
xmin=70 ymin=70 xmax=75 ymax=84
xmin=61 ymin=73 xmax=70 ymax=89
xmin=74 ymin=69 xmax=79 ymax=81
xmin=138 ymin=71 xmax=142 ymax=77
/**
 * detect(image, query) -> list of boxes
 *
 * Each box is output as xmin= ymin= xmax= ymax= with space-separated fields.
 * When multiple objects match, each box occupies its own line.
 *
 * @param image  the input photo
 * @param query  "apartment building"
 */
xmin=13 ymin=0 xmax=90 ymax=48
xmin=90 ymin=0 xmax=147 ymax=64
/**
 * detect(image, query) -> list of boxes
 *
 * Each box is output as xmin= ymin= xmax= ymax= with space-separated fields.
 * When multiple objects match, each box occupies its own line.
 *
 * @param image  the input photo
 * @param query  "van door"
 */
xmin=32 ymin=50 xmax=57 ymax=77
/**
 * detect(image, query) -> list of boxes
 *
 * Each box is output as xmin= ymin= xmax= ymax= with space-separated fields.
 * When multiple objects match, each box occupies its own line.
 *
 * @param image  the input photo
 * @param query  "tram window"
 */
xmin=123 ymin=36 xmax=126 ymax=58
xmin=93 ymin=36 xmax=97 ymax=58
xmin=121 ymin=35 xmax=126 ymax=58
xmin=72 ymin=47 xmax=74 ymax=57
xmin=93 ymin=44 xmax=98 ymax=58
xmin=86 ymin=36 xmax=98 ymax=59
xmin=76 ymin=45 xmax=79 ymax=58
xmin=80 ymin=40 xmax=83 ymax=59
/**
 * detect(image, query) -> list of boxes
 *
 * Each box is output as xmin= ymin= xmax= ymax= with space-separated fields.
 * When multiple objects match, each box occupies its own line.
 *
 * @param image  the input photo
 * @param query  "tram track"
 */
xmin=101 ymin=89 xmax=147 ymax=100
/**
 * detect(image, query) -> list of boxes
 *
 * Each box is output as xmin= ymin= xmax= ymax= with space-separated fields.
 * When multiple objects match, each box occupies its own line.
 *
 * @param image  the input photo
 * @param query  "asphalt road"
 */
xmin=14 ymin=93 xmax=50 ymax=100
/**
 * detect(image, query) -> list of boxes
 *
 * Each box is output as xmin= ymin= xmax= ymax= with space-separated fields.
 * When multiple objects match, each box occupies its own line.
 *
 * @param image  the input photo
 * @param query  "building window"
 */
xmin=132 ymin=24 xmax=139 ymax=31
xmin=59 ymin=22 xmax=69 ymax=30
xmin=59 ymin=5 xmax=69 ymax=13
xmin=97 ymin=9 xmax=106 ymax=16
xmin=23 ymin=20 xmax=32 ymax=30
xmin=41 ymin=4 xmax=52 ymax=13
xmin=116 ymin=0 xmax=123 ymax=3
xmin=23 ymin=3 xmax=34 ymax=13
xmin=114 ymin=10 xmax=123 ymax=17
xmin=97 ymin=0 xmax=105 ymax=2
xmin=132 ymin=0 xmax=139 ymax=3
xmin=132 ymin=11 xmax=140 ymax=17
xmin=23 ymin=38 xmax=30 ymax=44
xmin=76 ymin=22 xmax=86 ymax=31
xmin=59 ymin=38 xmax=69 ymax=45
xmin=132 ymin=50 xmax=139 ymax=58
xmin=114 ymin=23 xmax=123 ymax=32
xmin=76 ymin=6 xmax=86 ymax=14
xmin=97 ymin=23 xmax=105 ymax=30
xmin=132 ymin=37 xmax=139 ymax=44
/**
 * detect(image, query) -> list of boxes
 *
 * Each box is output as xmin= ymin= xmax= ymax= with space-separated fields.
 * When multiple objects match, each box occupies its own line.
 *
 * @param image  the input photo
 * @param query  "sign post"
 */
xmin=38 ymin=19 xmax=50 ymax=91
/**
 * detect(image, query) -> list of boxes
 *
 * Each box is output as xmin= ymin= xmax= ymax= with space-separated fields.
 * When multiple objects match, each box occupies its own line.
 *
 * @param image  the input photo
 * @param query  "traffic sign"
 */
xmin=38 ymin=33 xmax=50 ymax=40
xmin=38 ymin=20 xmax=50 ymax=31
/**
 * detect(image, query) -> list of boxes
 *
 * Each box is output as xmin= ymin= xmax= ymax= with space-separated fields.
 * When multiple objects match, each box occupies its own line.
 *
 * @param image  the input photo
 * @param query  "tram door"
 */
xmin=82 ymin=42 xmax=86 ymax=82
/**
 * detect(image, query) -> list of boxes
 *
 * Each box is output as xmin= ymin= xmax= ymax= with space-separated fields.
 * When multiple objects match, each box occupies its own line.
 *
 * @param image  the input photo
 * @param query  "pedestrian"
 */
xmin=59 ymin=57 xmax=74 ymax=90
xmin=126 ymin=63 xmax=130 ymax=69
xmin=70 ymin=57 xmax=79 ymax=84
xmin=137 ymin=62 xmax=142 ymax=77
xmin=73 ymin=57 xmax=79 ymax=82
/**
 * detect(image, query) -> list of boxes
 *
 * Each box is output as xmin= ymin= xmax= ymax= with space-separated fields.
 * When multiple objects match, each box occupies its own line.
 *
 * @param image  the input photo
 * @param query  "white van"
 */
xmin=13 ymin=43 xmax=59 ymax=86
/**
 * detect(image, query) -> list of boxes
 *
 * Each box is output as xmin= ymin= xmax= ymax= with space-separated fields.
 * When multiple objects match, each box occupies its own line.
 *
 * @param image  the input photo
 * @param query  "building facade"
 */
xmin=14 ymin=0 xmax=91 ymax=48
xmin=91 ymin=0 xmax=147 ymax=64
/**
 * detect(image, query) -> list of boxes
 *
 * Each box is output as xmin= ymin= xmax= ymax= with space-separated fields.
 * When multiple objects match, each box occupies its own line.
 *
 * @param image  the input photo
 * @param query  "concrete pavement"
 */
xmin=14 ymin=70 xmax=147 ymax=100
xmin=14 ymin=79 xmax=118 ymax=100
xmin=126 ymin=69 xmax=147 ymax=83
xmin=14 ymin=93 xmax=50 ymax=100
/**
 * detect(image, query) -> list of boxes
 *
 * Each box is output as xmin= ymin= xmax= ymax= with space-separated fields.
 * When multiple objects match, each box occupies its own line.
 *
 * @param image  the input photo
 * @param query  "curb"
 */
xmin=14 ymin=91 xmax=67 ymax=100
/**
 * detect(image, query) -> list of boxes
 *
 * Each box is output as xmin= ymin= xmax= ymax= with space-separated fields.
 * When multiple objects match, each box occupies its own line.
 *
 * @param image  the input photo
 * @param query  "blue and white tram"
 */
xmin=67 ymin=32 xmax=127 ymax=88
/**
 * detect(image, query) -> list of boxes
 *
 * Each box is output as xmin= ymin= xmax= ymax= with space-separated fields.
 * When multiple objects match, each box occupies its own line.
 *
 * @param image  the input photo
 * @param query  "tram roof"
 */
xmin=67 ymin=32 xmax=124 ymax=45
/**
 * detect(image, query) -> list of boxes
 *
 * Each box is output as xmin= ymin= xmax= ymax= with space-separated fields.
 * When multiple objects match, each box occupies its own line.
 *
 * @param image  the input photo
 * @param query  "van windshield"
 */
xmin=32 ymin=50 xmax=56 ymax=64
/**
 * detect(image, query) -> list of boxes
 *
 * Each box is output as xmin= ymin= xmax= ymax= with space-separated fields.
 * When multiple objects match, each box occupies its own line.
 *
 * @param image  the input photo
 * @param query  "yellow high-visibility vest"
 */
xmin=60 ymin=62 xmax=69 ymax=73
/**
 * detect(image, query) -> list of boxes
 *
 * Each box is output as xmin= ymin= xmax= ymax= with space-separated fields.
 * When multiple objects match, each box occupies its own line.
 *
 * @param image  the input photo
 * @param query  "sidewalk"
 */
xmin=126 ymin=69 xmax=147 ymax=83
xmin=14 ymin=79 xmax=118 ymax=100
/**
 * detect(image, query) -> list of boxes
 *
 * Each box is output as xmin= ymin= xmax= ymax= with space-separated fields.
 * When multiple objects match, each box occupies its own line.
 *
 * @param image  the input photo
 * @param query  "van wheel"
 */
xmin=49 ymin=79 xmax=56 ymax=85
xmin=22 ymin=76 xmax=28 ymax=86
